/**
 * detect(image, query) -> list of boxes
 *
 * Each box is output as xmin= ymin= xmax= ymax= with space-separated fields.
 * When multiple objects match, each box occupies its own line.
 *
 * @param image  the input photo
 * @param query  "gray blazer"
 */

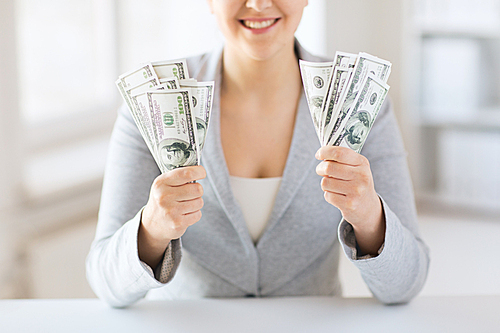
xmin=86 ymin=41 xmax=429 ymax=307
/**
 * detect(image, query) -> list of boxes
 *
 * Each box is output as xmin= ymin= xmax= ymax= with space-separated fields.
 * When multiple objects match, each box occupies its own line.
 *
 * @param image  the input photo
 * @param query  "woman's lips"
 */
xmin=240 ymin=18 xmax=280 ymax=32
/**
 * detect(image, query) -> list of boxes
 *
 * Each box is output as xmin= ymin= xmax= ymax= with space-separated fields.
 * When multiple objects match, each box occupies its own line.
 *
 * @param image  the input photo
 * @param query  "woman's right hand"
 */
xmin=138 ymin=165 xmax=206 ymax=268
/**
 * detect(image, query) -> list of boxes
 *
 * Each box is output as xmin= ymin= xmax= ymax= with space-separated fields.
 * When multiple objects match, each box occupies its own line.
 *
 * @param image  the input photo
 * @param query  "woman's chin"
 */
xmin=235 ymin=39 xmax=293 ymax=63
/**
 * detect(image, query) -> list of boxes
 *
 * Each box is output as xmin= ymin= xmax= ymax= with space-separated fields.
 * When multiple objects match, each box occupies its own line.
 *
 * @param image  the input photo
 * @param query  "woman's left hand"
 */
xmin=315 ymin=146 xmax=386 ymax=256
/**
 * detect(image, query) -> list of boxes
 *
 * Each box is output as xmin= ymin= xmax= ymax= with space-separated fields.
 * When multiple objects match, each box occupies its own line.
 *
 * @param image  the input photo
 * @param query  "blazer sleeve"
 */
xmin=337 ymin=97 xmax=430 ymax=304
xmin=85 ymin=105 xmax=182 ymax=308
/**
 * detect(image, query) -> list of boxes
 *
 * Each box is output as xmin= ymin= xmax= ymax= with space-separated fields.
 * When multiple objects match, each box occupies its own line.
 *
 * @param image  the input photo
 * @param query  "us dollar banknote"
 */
xmin=320 ymin=66 xmax=353 ymax=144
xmin=132 ymin=90 xmax=164 ymax=171
xmin=152 ymin=59 xmax=189 ymax=80
xmin=159 ymin=77 xmax=180 ymax=89
xmin=319 ymin=51 xmax=357 ymax=141
xmin=332 ymin=74 xmax=390 ymax=153
xmin=116 ymin=79 xmax=162 ymax=168
xmin=118 ymin=63 xmax=158 ymax=90
xmin=134 ymin=90 xmax=199 ymax=172
xmin=332 ymin=51 xmax=358 ymax=69
xmin=116 ymin=58 xmax=215 ymax=173
xmin=127 ymin=77 xmax=161 ymax=96
xmin=179 ymin=80 xmax=215 ymax=153
xmin=325 ymin=53 xmax=392 ymax=146
xmin=299 ymin=60 xmax=333 ymax=139
xmin=300 ymin=51 xmax=391 ymax=152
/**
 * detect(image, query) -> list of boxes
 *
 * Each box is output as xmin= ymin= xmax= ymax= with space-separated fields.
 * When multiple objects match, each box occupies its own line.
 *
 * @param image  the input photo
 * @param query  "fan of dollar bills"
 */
xmin=300 ymin=52 xmax=392 ymax=152
xmin=116 ymin=59 xmax=214 ymax=174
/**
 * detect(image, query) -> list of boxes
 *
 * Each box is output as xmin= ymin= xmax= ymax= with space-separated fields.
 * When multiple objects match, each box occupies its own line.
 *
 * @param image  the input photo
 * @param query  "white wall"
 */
xmin=0 ymin=0 xmax=22 ymax=211
xmin=324 ymin=0 xmax=405 ymax=125
xmin=322 ymin=0 xmax=420 ymax=184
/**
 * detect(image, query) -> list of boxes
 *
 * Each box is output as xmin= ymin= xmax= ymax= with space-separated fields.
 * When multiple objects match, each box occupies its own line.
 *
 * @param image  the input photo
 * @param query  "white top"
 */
xmin=229 ymin=176 xmax=282 ymax=243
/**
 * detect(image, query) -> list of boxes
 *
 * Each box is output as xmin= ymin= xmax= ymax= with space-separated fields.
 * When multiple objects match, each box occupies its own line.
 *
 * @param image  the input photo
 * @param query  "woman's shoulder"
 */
xmin=294 ymin=38 xmax=331 ymax=63
xmin=185 ymin=52 xmax=210 ymax=74
xmin=184 ymin=45 xmax=224 ymax=81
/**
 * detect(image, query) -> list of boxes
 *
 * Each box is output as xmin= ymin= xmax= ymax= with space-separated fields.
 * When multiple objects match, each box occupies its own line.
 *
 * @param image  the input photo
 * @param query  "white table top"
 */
xmin=1 ymin=295 xmax=499 ymax=333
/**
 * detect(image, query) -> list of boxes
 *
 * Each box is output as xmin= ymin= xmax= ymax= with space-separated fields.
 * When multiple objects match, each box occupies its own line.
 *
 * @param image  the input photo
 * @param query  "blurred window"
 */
xmin=14 ymin=0 xmax=118 ymax=202
xmin=16 ymin=0 xmax=116 ymax=125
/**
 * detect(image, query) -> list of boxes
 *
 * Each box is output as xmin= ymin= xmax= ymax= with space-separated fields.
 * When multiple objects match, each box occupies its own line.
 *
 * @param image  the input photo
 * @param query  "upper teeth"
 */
xmin=243 ymin=19 xmax=276 ymax=29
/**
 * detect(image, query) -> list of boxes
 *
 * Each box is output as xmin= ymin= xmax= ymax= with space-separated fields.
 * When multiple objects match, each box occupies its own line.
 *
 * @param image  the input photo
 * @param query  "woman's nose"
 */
xmin=245 ymin=0 xmax=273 ymax=12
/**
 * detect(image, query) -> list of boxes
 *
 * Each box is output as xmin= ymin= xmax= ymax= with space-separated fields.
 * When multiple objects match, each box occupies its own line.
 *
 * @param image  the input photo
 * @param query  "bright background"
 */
xmin=0 ymin=0 xmax=499 ymax=299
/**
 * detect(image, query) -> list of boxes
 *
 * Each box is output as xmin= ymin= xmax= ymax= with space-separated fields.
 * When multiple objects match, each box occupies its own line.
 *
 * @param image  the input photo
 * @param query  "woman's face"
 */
xmin=207 ymin=0 xmax=308 ymax=61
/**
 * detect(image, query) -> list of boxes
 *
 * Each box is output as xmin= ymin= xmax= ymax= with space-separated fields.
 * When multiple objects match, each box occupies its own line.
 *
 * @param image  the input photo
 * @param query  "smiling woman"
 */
xmin=86 ymin=0 xmax=429 ymax=308
xmin=208 ymin=0 xmax=307 ymax=61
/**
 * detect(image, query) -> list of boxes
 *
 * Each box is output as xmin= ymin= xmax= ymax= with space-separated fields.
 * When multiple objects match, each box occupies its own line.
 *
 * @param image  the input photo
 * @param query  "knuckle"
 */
xmin=353 ymin=185 xmax=363 ymax=197
xmin=359 ymin=172 xmax=371 ymax=186
xmin=152 ymin=175 xmax=165 ymax=191
xmin=151 ymin=189 xmax=162 ymax=204
xmin=346 ymin=197 xmax=359 ymax=212
xmin=195 ymin=183 xmax=204 ymax=196
xmin=325 ymin=162 xmax=335 ymax=176
xmin=167 ymin=201 xmax=182 ymax=216
xmin=316 ymin=162 xmax=324 ymax=175
xmin=324 ymin=191 xmax=335 ymax=205
xmin=164 ymin=205 xmax=175 ymax=217
xmin=190 ymin=211 xmax=203 ymax=225
xmin=170 ymin=217 xmax=184 ymax=230
xmin=193 ymin=209 xmax=203 ymax=220
xmin=169 ymin=224 xmax=184 ymax=237
xmin=333 ymin=148 xmax=344 ymax=160
xmin=199 ymin=166 xmax=207 ymax=179
xmin=179 ymin=168 xmax=192 ymax=180
xmin=164 ymin=171 xmax=179 ymax=184
xmin=344 ymin=198 xmax=354 ymax=212
xmin=320 ymin=177 xmax=327 ymax=190
xmin=362 ymin=156 xmax=370 ymax=168
xmin=321 ymin=177 xmax=330 ymax=191
xmin=154 ymin=192 xmax=170 ymax=209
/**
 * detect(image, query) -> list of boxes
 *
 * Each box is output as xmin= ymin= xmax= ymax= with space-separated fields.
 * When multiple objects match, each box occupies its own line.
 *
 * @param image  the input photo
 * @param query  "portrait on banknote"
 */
xmin=159 ymin=139 xmax=197 ymax=171
xmin=344 ymin=111 xmax=371 ymax=151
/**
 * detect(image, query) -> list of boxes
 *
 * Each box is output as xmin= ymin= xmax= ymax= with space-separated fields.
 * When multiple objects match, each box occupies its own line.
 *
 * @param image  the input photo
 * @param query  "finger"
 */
xmin=183 ymin=210 xmax=202 ymax=227
xmin=316 ymin=160 xmax=358 ymax=181
xmin=323 ymin=191 xmax=348 ymax=209
xmin=321 ymin=177 xmax=351 ymax=196
xmin=176 ymin=197 xmax=204 ymax=215
xmin=160 ymin=166 xmax=207 ymax=186
xmin=321 ymin=177 xmax=370 ymax=200
xmin=315 ymin=146 xmax=364 ymax=166
xmin=174 ymin=182 xmax=204 ymax=202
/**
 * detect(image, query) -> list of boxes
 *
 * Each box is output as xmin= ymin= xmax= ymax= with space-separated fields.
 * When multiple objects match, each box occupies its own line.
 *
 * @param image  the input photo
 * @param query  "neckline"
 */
xmin=229 ymin=175 xmax=283 ymax=182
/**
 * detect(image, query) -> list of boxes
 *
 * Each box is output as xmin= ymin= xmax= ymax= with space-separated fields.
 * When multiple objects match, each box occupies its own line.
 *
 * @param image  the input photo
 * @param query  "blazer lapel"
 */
xmin=257 ymin=41 xmax=324 ymax=242
xmin=182 ymin=46 xmax=259 ymax=294
xmin=257 ymin=90 xmax=320 ymax=241
xmin=181 ymin=41 xmax=335 ymax=295
xmin=198 ymin=47 xmax=256 ymax=248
